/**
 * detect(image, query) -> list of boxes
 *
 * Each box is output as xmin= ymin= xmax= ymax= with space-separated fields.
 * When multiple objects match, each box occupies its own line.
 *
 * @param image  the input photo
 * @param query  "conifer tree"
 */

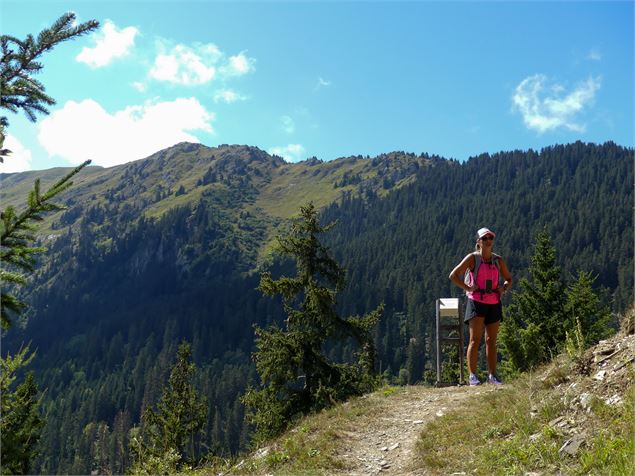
xmin=564 ymin=271 xmax=613 ymax=345
xmin=1 ymin=11 xmax=99 ymax=324
xmin=131 ymin=341 xmax=208 ymax=474
xmin=243 ymin=203 xmax=383 ymax=443
xmin=500 ymin=228 xmax=614 ymax=372
xmin=501 ymin=228 xmax=567 ymax=371
xmin=0 ymin=349 xmax=44 ymax=475
xmin=0 ymin=13 xmax=98 ymax=474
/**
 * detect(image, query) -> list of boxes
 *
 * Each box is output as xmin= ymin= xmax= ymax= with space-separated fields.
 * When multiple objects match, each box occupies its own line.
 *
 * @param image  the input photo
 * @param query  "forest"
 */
xmin=2 ymin=140 xmax=632 ymax=474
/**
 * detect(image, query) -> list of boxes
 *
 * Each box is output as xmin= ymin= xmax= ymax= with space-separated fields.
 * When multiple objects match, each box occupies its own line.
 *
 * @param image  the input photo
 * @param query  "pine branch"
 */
xmin=1 ymin=160 xmax=91 ymax=246
xmin=1 ymin=13 xmax=99 ymax=83
xmin=0 ymin=13 xmax=99 ymax=123
xmin=1 ymin=160 xmax=91 ymax=329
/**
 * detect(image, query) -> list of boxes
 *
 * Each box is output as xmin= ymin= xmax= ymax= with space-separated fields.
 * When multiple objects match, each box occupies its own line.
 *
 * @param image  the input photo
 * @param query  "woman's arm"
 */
xmin=449 ymin=254 xmax=476 ymax=292
xmin=498 ymin=257 xmax=513 ymax=293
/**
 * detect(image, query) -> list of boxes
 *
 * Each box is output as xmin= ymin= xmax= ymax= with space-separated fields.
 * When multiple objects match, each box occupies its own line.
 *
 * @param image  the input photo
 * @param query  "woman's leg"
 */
xmin=467 ymin=316 xmax=485 ymax=374
xmin=485 ymin=321 xmax=501 ymax=375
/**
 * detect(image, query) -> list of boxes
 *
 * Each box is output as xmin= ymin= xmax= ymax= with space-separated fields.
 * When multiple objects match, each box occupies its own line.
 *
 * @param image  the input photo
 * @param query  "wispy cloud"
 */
xmin=38 ymin=98 xmax=214 ymax=167
xmin=0 ymin=134 xmax=32 ymax=173
xmin=132 ymin=81 xmax=147 ymax=92
xmin=281 ymin=115 xmax=295 ymax=134
xmin=587 ymin=47 xmax=602 ymax=61
xmin=149 ymin=42 xmax=255 ymax=86
xmin=219 ymin=52 xmax=256 ymax=77
xmin=149 ymin=43 xmax=218 ymax=85
xmin=268 ymin=144 xmax=306 ymax=162
xmin=76 ymin=20 xmax=138 ymax=68
xmin=213 ymin=89 xmax=248 ymax=103
xmin=512 ymin=74 xmax=601 ymax=134
xmin=314 ymin=77 xmax=332 ymax=91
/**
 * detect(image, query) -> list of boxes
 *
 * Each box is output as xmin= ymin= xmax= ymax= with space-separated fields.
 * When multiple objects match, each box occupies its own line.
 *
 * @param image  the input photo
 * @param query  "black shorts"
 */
xmin=465 ymin=299 xmax=502 ymax=325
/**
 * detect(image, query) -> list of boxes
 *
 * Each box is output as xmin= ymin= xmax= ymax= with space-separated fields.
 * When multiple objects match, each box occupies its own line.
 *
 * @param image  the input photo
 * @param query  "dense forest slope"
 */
xmin=1 ymin=141 xmax=631 ymax=474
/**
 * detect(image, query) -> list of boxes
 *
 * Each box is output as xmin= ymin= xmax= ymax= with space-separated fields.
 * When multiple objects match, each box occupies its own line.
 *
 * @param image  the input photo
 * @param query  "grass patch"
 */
xmin=413 ymin=361 xmax=635 ymax=476
xmin=576 ymin=384 xmax=635 ymax=475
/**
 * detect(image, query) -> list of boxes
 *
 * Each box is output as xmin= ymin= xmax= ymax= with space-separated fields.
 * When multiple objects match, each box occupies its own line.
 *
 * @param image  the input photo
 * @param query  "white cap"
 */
xmin=477 ymin=227 xmax=496 ymax=240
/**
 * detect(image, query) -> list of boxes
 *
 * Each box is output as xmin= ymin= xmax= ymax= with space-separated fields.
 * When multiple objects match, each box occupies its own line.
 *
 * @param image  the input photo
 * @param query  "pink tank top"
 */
xmin=466 ymin=255 xmax=500 ymax=304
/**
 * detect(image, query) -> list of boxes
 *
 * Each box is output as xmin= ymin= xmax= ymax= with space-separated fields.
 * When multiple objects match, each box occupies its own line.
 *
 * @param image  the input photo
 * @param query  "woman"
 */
xmin=449 ymin=227 xmax=512 ymax=385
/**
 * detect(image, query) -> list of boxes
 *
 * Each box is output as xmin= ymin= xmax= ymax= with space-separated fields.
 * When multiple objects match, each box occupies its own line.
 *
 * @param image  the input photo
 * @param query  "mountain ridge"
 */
xmin=0 ymin=142 xmax=438 ymax=241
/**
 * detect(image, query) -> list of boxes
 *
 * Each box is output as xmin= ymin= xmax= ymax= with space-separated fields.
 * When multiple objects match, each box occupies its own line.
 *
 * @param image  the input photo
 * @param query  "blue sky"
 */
xmin=1 ymin=1 xmax=633 ymax=172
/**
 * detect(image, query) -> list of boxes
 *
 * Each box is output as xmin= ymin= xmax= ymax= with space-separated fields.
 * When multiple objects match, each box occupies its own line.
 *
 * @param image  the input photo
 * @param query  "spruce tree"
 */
xmin=0 ymin=349 xmax=44 ymax=475
xmin=501 ymin=228 xmax=567 ymax=371
xmin=243 ymin=203 xmax=382 ymax=443
xmin=0 ymin=13 xmax=98 ymax=474
xmin=1 ymin=11 xmax=99 ymax=325
xmin=500 ymin=228 xmax=614 ymax=372
xmin=564 ymin=271 xmax=613 ymax=346
xmin=131 ymin=341 xmax=207 ymax=473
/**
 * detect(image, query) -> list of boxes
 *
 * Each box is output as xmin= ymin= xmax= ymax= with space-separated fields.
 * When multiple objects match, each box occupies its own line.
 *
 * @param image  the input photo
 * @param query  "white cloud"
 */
xmin=0 ymin=134 xmax=32 ymax=173
xmin=148 ymin=43 xmax=254 ymax=86
xmin=149 ymin=43 xmax=217 ymax=85
xmin=76 ymin=20 xmax=138 ymax=68
xmin=512 ymin=74 xmax=601 ymax=134
xmin=268 ymin=144 xmax=306 ymax=163
xmin=281 ymin=115 xmax=295 ymax=134
xmin=38 ymin=98 xmax=214 ymax=167
xmin=213 ymin=89 xmax=248 ymax=103
xmin=220 ymin=52 xmax=256 ymax=77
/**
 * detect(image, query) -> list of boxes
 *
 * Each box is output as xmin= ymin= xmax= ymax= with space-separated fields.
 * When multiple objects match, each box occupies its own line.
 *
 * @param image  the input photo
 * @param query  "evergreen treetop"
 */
xmin=132 ymin=341 xmax=207 ymax=474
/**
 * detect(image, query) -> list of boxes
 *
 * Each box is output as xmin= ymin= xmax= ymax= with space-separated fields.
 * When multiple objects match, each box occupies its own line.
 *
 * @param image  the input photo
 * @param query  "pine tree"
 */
xmin=564 ymin=271 xmax=613 ymax=346
xmin=131 ymin=341 xmax=208 ymax=473
xmin=0 ymin=13 xmax=98 ymax=474
xmin=0 ymin=348 xmax=44 ymax=475
xmin=1 ymin=12 xmax=98 ymax=327
xmin=242 ymin=203 xmax=383 ymax=443
xmin=500 ymin=228 xmax=615 ymax=373
xmin=501 ymin=228 xmax=567 ymax=371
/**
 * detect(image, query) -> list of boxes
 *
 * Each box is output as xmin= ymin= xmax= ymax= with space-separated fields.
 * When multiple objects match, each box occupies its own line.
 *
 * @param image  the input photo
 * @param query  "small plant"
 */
xmin=129 ymin=448 xmax=182 ymax=476
xmin=382 ymin=386 xmax=397 ymax=397
xmin=264 ymin=449 xmax=290 ymax=467
xmin=565 ymin=316 xmax=586 ymax=361
xmin=541 ymin=425 xmax=560 ymax=440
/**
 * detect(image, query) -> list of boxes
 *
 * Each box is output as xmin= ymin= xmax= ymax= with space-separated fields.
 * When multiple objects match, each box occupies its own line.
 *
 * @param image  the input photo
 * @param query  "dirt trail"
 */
xmin=333 ymin=384 xmax=497 ymax=475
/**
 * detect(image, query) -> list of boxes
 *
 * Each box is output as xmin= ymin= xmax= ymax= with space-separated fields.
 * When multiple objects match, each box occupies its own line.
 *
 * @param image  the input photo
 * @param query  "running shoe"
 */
xmin=468 ymin=373 xmax=481 ymax=386
xmin=487 ymin=374 xmax=503 ymax=385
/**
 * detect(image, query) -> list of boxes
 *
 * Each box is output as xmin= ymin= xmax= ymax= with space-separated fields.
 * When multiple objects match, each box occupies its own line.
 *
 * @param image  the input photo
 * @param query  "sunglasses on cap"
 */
xmin=480 ymin=235 xmax=494 ymax=241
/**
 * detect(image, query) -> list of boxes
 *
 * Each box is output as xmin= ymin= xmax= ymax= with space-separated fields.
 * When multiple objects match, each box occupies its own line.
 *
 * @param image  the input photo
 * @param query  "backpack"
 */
xmin=464 ymin=252 xmax=501 ymax=295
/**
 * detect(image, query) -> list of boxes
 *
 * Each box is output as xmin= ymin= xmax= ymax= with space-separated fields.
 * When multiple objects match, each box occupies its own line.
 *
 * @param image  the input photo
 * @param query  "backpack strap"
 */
xmin=472 ymin=252 xmax=482 ymax=283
